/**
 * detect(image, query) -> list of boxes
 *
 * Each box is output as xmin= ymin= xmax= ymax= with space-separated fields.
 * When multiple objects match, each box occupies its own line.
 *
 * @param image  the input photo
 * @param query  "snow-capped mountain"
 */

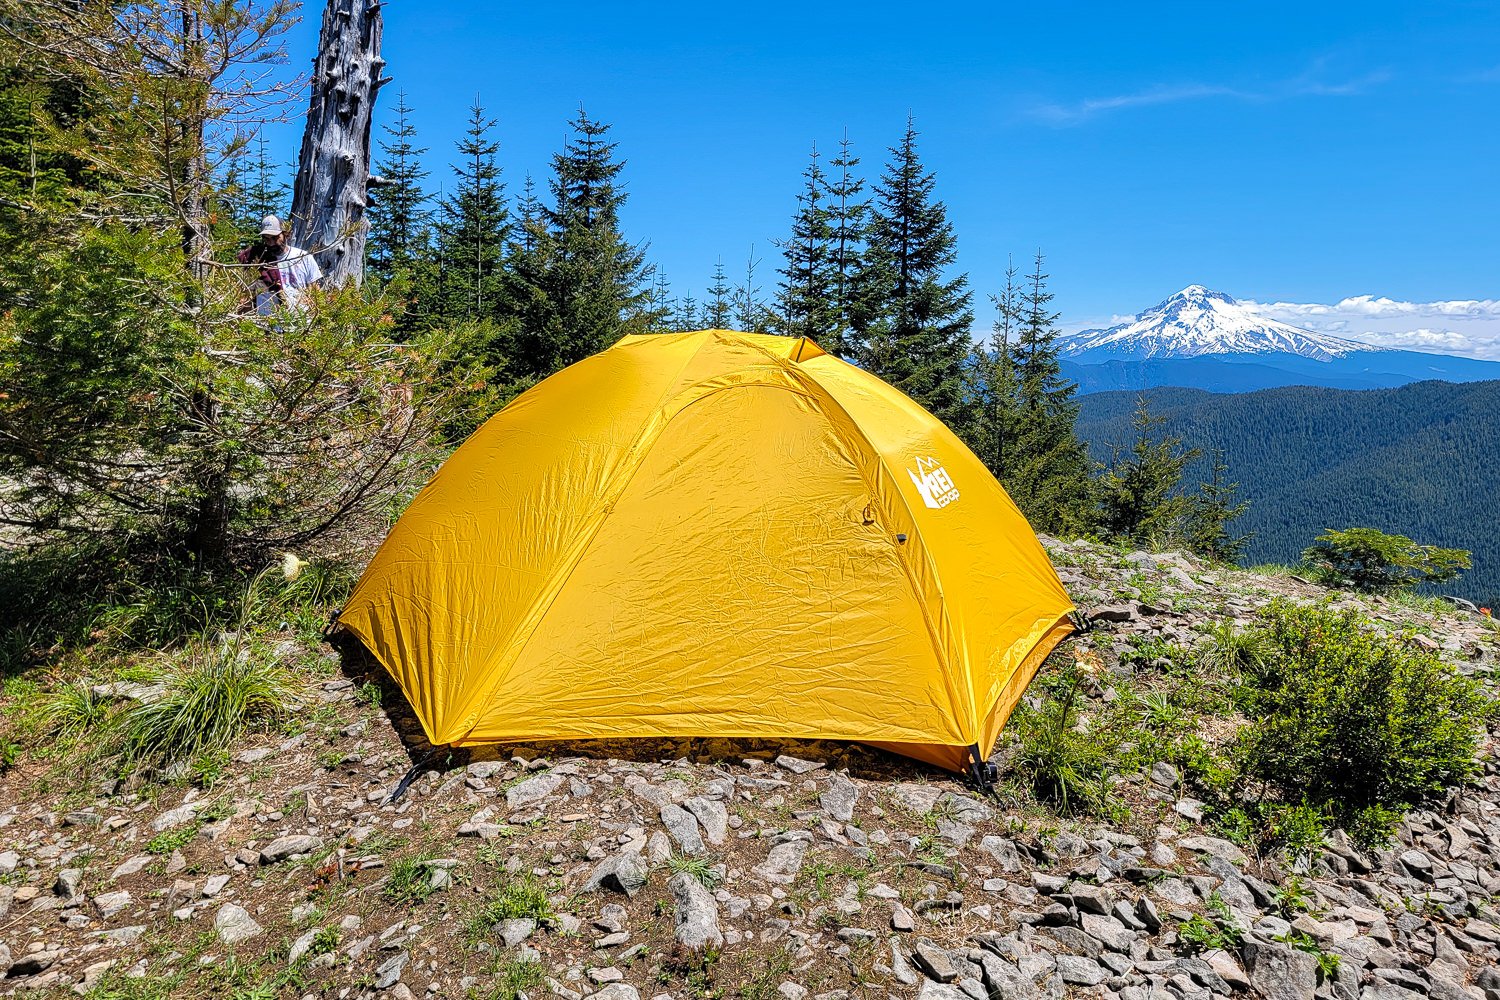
xmin=1058 ymin=285 xmax=1500 ymax=394
xmin=1060 ymin=285 xmax=1376 ymax=361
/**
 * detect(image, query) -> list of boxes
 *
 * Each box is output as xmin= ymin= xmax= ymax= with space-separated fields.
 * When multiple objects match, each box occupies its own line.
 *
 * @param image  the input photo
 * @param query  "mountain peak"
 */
xmin=1061 ymin=286 xmax=1376 ymax=362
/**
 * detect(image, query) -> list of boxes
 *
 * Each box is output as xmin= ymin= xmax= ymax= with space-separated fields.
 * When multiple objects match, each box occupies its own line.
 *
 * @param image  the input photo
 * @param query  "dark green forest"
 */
xmin=1076 ymin=380 xmax=1500 ymax=606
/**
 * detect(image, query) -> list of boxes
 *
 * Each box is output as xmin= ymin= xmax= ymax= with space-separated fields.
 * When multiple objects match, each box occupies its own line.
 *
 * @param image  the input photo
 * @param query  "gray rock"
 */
xmin=374 ymin=951 xmax=408 ymax=989
xmin=754 ymin=839 xmax=808 ymax=884
xmin=775 ymin=755 xmax=824 ymax=774
xmin=506 ymin=772 xmax=565 ymax=809
xmin=54 ymin=868 xmax=83 ymax=901
xmin=978 ymin=836 xmax=1023 ymax=873
xmin=588 ymin=986 xmax=641 ymax=1000
xmin=889 ymin=783 xmax=942 ymax=814
xmin=1398 ymin=849 xmax=1434 ymax=881
xmin=820 ymin=773 xmax=860 ymax=822
xmin=669 ymin=871 xmax=724 ymax=950
xmin=151 ymin=802 xmax=198 ymax=832
xmin=594 ymin=903 xmax=628 ymax=933
xmin=912 ymin=939 xmax=957 ymax=982
xmin=936 ymin=792 xmax=993 ymax=824
xmin=583 ymin=852 xmax=648 ymax=897
xmin=917 ymin=983 xmax=969 ymax=1000
xmin=6 ymin=949 xmax=63 ymax=977
xmin=93 ymin=890 xmax=132 ymax=920
xmin=660 ymin=804 xmax=707 ymax=855
xmin=1244 ymin=941 xmax=1318 ymax=1000
xmin=499 ymin=918 xmax=536 ymax=946
xmin=890 ymin=936 xmax=921 ymax=985
xmin=1055 ymin=955 xmax=1106 ymax=986
xmin=1175 ymin=835 xmax=1247 ymax=865
xmin=214 ymin=903 xmax=264 ymax=944
xmin=287 ymin=928 xmax=319 ymax=965
xmin=892 ymin=904 xmax=914 ymax=932
xmin=1081 ymin=912 xmax=1136 ymax=952
xmin=683 ymin=796 xmax=729 ymax=845
xmin=1135 ymin=896 xmax=1162 ymax=932
xmin=1151 ymin=761 xmax=1180 ymax=787
xmin=259 ymin=834 xmax=324 ymax=864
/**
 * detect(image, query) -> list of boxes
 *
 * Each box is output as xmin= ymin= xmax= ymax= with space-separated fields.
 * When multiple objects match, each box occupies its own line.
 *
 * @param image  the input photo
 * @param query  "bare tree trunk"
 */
xmin=289 ymin=0 xmax=387 ymax=288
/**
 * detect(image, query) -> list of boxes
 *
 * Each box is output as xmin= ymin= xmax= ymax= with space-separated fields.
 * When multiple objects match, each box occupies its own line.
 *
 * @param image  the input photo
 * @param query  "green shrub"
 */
xmin=1007 ymin=651 xmax=1127 ymax=817
xmin=1302 ymin=527 xmax=1469 ymax=593
xmin=1232 ymin=601 xmax=1492 ymax=844
xmin=119 ymin=643 xmax=291 ymax=772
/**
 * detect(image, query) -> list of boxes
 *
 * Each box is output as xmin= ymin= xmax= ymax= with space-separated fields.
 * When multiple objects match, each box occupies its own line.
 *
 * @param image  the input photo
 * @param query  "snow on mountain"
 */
xmin=1061 ymin=285 xmax=1380 ymax=361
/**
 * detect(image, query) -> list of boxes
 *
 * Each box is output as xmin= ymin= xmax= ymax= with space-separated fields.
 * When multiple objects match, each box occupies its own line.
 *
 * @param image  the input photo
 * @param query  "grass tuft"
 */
xmin=117 ymin=643 xmax=292 ymax=773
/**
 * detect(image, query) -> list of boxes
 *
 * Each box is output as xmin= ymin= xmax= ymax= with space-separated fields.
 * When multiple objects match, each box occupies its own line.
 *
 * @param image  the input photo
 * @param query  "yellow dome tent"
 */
xmin=339 ymin=331 xmax=1075 ymax=777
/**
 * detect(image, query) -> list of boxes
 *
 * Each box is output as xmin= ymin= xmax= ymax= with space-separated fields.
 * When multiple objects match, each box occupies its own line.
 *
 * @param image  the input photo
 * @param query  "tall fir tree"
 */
xmin=506 ymin=107 xmax=654 ymax=377
xmin=825 ymin=130 xmax=867 ymax=359
xmin=367 ymin=90 xmax=431 ymax=289
xmin=851 ymin=117 xmax=974 ymax=432
xmin=775 ymin=142 xmax=838 ymax=341
xmin=434 ymin=99 xmax=507 ymax=322
xmin=1004 ymin=250 xmax=1092 ymax=532
xmin=704 ymin=258 xmax=733 ymax=329
xmin=973 ymin=257 xmax=1023 ymax=481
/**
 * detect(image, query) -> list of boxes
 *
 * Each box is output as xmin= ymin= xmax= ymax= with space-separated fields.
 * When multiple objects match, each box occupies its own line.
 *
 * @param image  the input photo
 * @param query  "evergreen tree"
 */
xmin=732 ymin=245 xmax=772 ymax=333
xmin=1096 ymin=395 xmax=1200 ymax=547
xmin=704 ymin=258 xmax=733 ymax=328
xmin=973 ymin=257 xmax=1023 ymax=480
xmin=824 ymin=130 xmax=867 ymax=359
xmin=367 ymin=91 xmax=431 ymax=288
xmin=675 ymin=290 xmax=702 ymax=329
xmin=548 ymin=107 xmax=656 ymax=354
xmin=775 ymin=142 xmax=838 ymax=341
xmin=1005 ymin=250 xmax=1092 ymax=531
xmin=1187 ymin=448 xmax=1251 ymax=563
xmin=434 ymin=99 xmax=507 ymax=321
xmin=506 ymin=107 xmax=654 ymax=376
xmin=851 ymin=117 xmax=974 ymax=431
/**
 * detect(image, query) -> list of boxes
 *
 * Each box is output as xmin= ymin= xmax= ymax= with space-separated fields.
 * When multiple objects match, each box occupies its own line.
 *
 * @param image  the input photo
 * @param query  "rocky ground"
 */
xmin=1 ymin=540 xmax=1499 ymax=1000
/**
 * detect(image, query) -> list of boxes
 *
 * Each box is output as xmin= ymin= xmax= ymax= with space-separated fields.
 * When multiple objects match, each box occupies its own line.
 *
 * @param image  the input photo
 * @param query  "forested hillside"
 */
xmin=1076 ymin=380 xmax=1500 ymax=606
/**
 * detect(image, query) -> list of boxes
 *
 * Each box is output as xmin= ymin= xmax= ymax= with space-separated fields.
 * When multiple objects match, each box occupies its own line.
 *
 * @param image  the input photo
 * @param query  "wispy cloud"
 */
xmin=1026 ymin=66 xmax=1389 ymax=126
xmin=1242 ymin=295 xmax=1500 ymax=360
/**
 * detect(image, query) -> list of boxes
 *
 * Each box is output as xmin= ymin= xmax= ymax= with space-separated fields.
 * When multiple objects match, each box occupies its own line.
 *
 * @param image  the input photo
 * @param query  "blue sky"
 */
xmin=263 ymin=1 xmax=1500 ymax=353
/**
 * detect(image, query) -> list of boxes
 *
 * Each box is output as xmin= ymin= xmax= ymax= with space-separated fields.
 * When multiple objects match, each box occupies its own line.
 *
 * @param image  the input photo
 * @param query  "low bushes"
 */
xmin=1009 ymin=600 xmax=1494 ymax=851
xmin=1228 ymin=601 xmax=1492 ymax=843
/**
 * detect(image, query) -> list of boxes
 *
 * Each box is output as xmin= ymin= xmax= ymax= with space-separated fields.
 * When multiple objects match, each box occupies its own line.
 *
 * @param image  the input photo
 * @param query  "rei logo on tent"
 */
xmin=908 ymin=456 xmax=960 ymax=509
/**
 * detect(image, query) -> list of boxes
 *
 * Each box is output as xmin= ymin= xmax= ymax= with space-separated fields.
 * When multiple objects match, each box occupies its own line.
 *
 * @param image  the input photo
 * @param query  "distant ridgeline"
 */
xmin=1074 ymin=380 xmax=1500 ymax=607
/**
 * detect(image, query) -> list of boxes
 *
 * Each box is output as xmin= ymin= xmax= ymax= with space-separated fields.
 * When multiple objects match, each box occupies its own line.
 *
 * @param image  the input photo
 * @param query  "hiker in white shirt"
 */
xmin=236 ymin=215 xmax=323 ymax=315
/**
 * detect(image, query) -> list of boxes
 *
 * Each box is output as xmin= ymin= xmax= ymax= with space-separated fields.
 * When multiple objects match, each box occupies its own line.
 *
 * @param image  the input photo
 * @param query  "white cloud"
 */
xmin=1241 ymin=296 xmax=1500 ymax=360
xmin=1026 ymin=66 xmax=1389 ymax=126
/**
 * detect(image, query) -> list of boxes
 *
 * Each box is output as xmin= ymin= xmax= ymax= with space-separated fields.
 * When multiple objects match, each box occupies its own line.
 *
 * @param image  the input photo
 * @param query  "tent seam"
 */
xmin=443 ymin=332 xmax=717 ymax=740
xmin=743 ymin=343 xmax=977 ymax=747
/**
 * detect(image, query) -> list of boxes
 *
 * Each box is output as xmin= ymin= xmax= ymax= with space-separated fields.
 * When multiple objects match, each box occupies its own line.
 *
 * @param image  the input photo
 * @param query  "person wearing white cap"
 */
xmin=235 ymin=214 xmax=323 ymax=315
